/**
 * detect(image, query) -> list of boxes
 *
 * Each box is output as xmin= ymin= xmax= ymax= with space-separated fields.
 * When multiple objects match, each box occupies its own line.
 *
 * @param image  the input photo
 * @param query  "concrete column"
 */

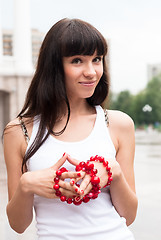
xmin=13 ymin=0 xmax=33 ymax=75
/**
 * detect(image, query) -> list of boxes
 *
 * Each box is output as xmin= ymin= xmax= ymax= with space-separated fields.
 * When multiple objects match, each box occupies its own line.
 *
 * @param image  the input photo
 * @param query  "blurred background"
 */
xmin=0 ymin=0 xmax=161 ymax=239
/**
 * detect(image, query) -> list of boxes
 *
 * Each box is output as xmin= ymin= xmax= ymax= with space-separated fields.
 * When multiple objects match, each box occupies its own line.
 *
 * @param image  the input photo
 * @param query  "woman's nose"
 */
xmin=83 ymin=63 xmax=96 ymax=78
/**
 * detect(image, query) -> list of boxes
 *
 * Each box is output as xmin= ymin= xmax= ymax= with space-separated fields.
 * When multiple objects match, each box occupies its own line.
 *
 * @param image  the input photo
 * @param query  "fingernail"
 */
xmin=77 ymin=173 xmax=81 ymax=177
xmin=80 ymin=189 xmax=84 ymax=195
xmin=70 ymin=180 xmax=75 ymax=185
xmin=75 ymin=196 xmax=81 ymax=202
xmin=75 ymin=188 xmax=79 ymax=193
xmin=63 ymin=152 xmax=66 ymax=156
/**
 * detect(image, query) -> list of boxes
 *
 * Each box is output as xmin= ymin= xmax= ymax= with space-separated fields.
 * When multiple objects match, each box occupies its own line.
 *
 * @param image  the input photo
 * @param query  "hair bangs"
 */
xmin=60 ymin=19 xmax=107 ymax=57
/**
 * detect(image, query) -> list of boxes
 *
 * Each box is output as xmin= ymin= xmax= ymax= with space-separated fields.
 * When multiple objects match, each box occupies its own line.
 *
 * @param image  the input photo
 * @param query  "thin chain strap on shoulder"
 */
xmin=19 ymin=116 xmax=30 ymax=145
xmin=104 ymin=109 xmax=109 ymax=127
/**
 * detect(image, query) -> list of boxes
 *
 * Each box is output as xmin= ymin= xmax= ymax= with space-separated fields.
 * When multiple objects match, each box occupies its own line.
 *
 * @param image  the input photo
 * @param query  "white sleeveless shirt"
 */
xmin=26 ymin=105 xmax=135 ymax=240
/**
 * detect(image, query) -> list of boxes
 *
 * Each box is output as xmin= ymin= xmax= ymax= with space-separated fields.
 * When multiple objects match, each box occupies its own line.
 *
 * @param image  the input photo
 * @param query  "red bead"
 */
xmin=60 ymin=196 xmax=66 ymax=202
xmin=97 ymin=156 xmax=104 ymax=162
xmin=89 ymin=163 xmax=94 ymax=169
xmin=103 ymin=161 xmax=108 ymax=167
xmin=60 ymin=167 xmax=68 ymax=173
xmin=66 ymin=198 xmax=73 ymax=204
xmin=108 ymin=176 xmax=113 ymax=182
xmin=73 ymin=199 xmax=82 ymax=206
xmin=108 ymin=172 xmax=112 ymax=176
xmin=92 ymin=185 xmax=100 ymax=192
xmin=56 ymin=170 xmax=62 ymax=176
xmin=53 ymin=184 xmax=60 ymax=190
xmin=86 ymin=162 xmax=94 ymax=170
xmin=91 ymin=176 xmax=100 ymax=185
xmin=90 ymin=156 xmax=95 ymax=161
xmin=55 ymin=190 xmax=61 ymax=196
xmin=92 ymin=193 xmax=98 ymax=199
xmin=83 ymin=196 xmax=90 ymax=203
xmin=54 ymin=177 xmax=59 ymax=183
xmin=106 ymin=166 xmax=111 ymax=171
xmin=79 ymin=161 xmax=86 ymax=167
xmin=91 ymin=169 xmax=98 ymax=174
xmin=88 ymin=192 xmax=94 ymax=198
xmin=76 ymin=165 xmax=82 ymax=171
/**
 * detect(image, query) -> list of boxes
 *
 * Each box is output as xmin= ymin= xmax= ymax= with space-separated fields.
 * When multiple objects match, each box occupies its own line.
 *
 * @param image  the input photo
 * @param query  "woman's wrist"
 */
xmin=19 ymin=172 xmax=35 ymax=197
xmin=110 ymin=161 xmax=122 ymax=182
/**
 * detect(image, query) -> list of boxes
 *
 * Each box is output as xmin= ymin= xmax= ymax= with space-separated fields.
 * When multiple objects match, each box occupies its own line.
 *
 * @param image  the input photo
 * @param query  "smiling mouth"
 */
xmin=79 ymin=81 xmax=96 ymax=86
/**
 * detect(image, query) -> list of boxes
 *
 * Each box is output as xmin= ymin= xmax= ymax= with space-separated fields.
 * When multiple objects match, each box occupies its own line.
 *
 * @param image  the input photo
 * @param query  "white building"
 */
xmin=0 ymin=0 xmax=36 ymax=136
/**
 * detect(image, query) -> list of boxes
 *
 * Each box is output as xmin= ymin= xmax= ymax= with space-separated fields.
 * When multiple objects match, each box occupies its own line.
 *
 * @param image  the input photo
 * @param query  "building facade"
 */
xmin=2 ymin=28 xmax=44 ymax=66
xmin=0 ymin=0 xmax=35 ymax=136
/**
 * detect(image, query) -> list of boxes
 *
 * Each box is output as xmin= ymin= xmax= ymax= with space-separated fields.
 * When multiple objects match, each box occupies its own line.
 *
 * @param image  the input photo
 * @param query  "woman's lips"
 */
xmin=79 ymin=81 xmax=96 ymax=86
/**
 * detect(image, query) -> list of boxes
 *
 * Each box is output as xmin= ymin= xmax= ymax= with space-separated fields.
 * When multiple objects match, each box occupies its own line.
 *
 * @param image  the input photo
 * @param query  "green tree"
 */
xmin=145 ymin=76 xmax=161 ymax=123
xmin=109 ymin=90 xmax=134 ymax=119
xmin=132 ymin=90 xmax=147 ymax=125
xmin=106 ymin=75 xmax=161 ymax=126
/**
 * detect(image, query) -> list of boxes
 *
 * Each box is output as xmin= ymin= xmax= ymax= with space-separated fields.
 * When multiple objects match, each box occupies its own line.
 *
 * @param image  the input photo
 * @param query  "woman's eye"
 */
xmin=93 ymin=56 xmax=102 ymax=63
xmin=71 ymin=58 xmax=82 ymax=64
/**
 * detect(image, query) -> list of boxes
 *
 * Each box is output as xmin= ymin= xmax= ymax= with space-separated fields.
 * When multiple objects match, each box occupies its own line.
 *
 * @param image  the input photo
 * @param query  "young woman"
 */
xmin=3 ymin=18 xmax=138 ymax=240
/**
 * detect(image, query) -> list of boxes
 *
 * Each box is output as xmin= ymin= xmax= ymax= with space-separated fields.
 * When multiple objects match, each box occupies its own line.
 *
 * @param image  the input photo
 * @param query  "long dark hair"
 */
xmin=18 ymin=18 xmax=110 ymax=172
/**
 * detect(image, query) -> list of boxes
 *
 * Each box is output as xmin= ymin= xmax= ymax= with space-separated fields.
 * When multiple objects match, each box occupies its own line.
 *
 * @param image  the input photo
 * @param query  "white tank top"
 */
xmin=26 ymin=105 xmax=135 ymax=240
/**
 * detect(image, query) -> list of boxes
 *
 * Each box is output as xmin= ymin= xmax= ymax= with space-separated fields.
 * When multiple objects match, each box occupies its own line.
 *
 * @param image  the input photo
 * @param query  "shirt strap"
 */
xmin=19 ymin=116 xmax=30 ymax=145
xmin=104 ymin=109 xmax=109 ymax=127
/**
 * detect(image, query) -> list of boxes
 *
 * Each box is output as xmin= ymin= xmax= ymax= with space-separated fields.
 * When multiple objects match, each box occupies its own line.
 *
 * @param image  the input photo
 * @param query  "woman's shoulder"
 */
xmin=5 ymin=117 xmax=33 ymax=133
xmin=107 ymin=109 xmax=135 ymax=131
xmin=4 ymin=118 xmax=22 ymax=136
xmin=3 ymin=117 xmax=34 ymax=157
xmin=4 ymin=117 xmax=33 ymax=144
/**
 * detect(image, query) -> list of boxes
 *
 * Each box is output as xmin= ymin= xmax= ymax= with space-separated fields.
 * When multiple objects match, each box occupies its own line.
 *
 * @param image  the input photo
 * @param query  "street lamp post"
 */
xmin=142 ymin=104 xmax=152 ymax=128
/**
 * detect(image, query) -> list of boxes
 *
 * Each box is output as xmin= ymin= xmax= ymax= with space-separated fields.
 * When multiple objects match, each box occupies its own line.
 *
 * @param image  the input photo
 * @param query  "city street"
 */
xmin=0 ymin=129 xmax=161 ymax=240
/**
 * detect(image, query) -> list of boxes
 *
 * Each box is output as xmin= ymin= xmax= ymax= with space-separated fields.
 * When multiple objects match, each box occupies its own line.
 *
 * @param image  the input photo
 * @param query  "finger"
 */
xmin=83 ymin=182 xmax=92 ymax=196
xmin=69 ymin=172 xmax=86 ymax=188
xmin=66 ymin=155 xmax=79 ymax=166
xmin=61 ymin=171 xmax=85 ymax=180
xmin=58 ymin=179 xmax=81 ymax=195
xmin=52 ymin=152 xmax=68 ymax=170
xmin=79 ymin=174 xmax=91 ymax=193
xmin=59 ymin=187 xmax=78 ymax=199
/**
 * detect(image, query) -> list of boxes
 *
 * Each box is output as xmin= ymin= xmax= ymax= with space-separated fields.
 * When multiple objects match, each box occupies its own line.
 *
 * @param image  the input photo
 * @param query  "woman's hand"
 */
xmin=20 ymin=153 xmax=83 ymax=199
xmin=67 ymin=155 xmax=120 ymax=198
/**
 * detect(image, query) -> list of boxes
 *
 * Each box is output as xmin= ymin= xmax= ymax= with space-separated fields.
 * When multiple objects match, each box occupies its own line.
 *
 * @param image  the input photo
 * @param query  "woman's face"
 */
xmin=63 ymin=52 xmax=103 ymax=101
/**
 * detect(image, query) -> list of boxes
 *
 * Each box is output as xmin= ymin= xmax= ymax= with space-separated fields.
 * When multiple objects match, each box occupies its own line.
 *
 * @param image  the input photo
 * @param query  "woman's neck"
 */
xmin=68 ymin=99 xmax=94 ymax=116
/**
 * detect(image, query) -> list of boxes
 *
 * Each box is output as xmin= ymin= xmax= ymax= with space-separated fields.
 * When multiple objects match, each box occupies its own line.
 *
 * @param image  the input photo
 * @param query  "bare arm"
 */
xmin=3 ymin=119 xmax=82 ymax=233
xmin=108 ymin=110 xmax=138 ymax=226
xmin=3 ymin=120 xmax=34 ymax=233
xmin=70 ymin=110 xmax=138 ymax=226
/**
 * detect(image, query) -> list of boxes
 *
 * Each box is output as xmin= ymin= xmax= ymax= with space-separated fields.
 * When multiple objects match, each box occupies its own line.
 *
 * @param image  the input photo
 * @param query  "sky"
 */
xmin=1 ymin=0 xmax=161 ymax=94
